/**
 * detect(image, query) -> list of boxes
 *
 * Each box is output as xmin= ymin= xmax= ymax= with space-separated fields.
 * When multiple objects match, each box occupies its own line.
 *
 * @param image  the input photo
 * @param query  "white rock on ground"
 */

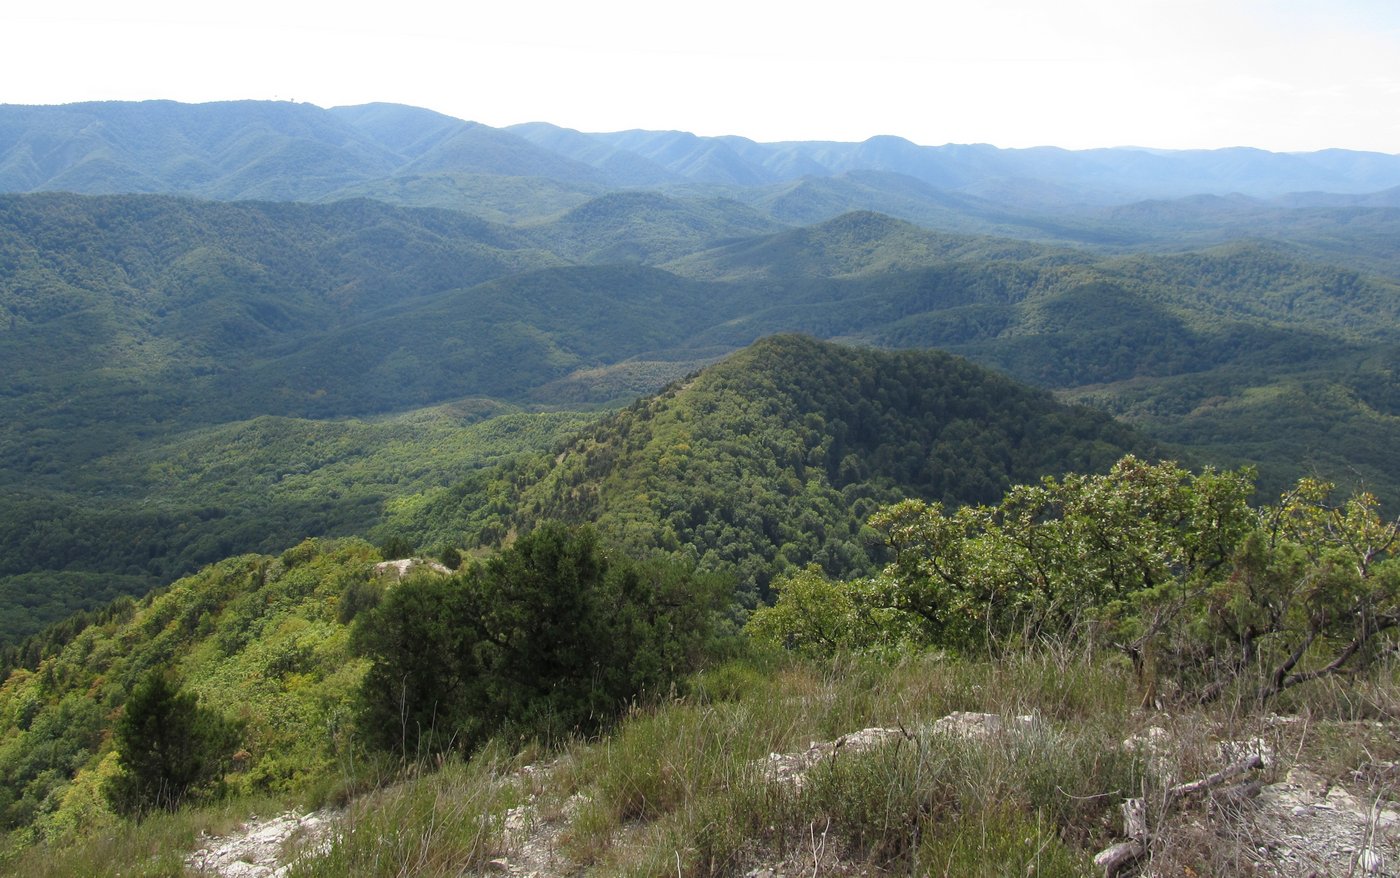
xmin=372 ymin=558 xmax=452 ymax=580
xmin=1250 ymin=768 xmax=1400 ymax=877
xmin=759 ymin=727 xmax=908 ymax=790
xmin=185 ymin=810 xmax=335 ymax=877
xmin=929 ymin=711 xmax=1036 ymax=739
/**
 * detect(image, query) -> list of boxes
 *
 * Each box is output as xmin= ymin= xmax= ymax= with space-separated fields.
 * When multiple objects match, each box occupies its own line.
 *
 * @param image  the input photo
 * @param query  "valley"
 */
xmin=0 ymin=100 xmax=1397 ymax=876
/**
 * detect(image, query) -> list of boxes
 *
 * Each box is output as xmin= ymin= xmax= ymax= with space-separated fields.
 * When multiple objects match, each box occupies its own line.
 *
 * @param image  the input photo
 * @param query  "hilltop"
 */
xmin=390 ymin=335 xmax=1155 ymax=603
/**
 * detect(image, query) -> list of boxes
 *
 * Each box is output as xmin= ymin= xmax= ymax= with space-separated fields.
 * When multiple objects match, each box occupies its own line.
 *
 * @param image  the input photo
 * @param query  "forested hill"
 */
xmin=0 ymin=336 xmax=1152 ymax=855
xmin=3 ymin=190 xmax=1398 ymax=642
xmin=399 ymin=335 xmax=1156 ymax=603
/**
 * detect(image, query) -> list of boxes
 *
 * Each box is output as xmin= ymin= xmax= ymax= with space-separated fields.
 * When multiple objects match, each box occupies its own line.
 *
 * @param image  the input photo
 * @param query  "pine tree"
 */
xmin=105 ymin=671 xmax=238 ymax=814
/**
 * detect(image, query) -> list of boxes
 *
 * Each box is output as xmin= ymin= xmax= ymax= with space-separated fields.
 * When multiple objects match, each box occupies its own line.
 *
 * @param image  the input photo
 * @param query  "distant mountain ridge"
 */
xmin=3 ymin=192 xmax=1396 ymax=504
xmin=0 ymin=100 xmax=606 ymax=202
xmin=4 ymin=100 xmax=1400 ymax=209
xmin=434 ymin=119 xmax=1400 ymax=200
xmin=2 ymin=109 xmax=1400 ymax=646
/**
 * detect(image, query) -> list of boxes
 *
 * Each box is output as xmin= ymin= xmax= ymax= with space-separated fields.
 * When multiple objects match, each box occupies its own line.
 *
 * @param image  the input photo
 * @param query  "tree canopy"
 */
xmin=353 ymin=523 xmax=728 ymax=755
xmin=748 ymin=456 xmax=1400 ymax=705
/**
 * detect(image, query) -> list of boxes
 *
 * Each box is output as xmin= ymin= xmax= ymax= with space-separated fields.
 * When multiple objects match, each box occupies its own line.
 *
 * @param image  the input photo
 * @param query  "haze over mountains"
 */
xmin=6 ymin=84 xmax=1400 ymax=877
xmin=6 ymin=100 xmax=1400 ymax=206
xmin=2 ymin=98 xmax=1399 ymax=644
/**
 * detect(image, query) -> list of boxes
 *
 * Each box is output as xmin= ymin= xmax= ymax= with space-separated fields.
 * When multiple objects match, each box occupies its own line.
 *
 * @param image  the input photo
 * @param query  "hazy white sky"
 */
xmin=5 ymin=0 xmax=1400 ymax=152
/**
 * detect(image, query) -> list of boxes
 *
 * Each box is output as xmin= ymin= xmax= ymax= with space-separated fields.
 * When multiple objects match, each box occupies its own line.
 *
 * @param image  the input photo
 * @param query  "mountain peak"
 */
xmin=491 ymin=335 xmax=1152 ymax=601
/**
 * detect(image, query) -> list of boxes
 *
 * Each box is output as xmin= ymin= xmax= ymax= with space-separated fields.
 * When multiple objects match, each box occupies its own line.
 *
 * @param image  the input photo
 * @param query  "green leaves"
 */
xmin=752 ymin=456 xmax=1400 ymax=706
xmin=105 ymin=671 xmax=240 ymax=815
xmin=745 ymin=566 xmax=921 ymax=658
xmin=493 ymin=336 xmax=1150 ymax=608
xmin=354 ymin=523 xmax=727 ymax=756
xmin=859 ymin=458 xmax=1257 ymax=651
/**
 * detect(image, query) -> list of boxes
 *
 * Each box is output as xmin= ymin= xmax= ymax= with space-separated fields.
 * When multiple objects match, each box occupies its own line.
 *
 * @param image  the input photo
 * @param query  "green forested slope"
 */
xmin=398 ymin=336 xmax=1155 ymax=604
xmin=0 ymin=335 xmax=1155 ymax=850
xmin=3 ymin=192 xmax=1398 ymax=644
xmin=215 ymin=264 xmax=746 ymax=418
xmin=664 ymin=210 xmax=1067 ymax=281
xmin=0 ymin=194 xmax=560 ymax=466
xmin=0 ymin=100 xmax=608 ymax=202
xmin=523 ymin=190 xmax=781 ymax=263
xmin=0 ymin=404 xmax=598 ymax=644
xmin=325 ymin=172 xmax=604 ymax=223
xmin=0 ymin=539 xmax=379 ymax=849
xmin=0 ymin=100 xmax=400 ymax=200
xmin=1 ymin=102 xmax=1399 ymax=875
xmin=663 ymin=225 xmax=1400 ymax=502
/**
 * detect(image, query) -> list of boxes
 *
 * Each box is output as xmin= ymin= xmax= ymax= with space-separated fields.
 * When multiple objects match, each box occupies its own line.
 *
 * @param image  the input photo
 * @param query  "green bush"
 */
xmin=751 ymin=457 xmax=1400 ymax=707
xmin=104 ymin=671 xmax=241 ymax=815
xmin=353 ymin=522 xmax=729 ymax=756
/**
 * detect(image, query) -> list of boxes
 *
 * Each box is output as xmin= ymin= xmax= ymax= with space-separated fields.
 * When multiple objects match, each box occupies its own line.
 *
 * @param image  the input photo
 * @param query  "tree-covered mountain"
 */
xmin=0 ymin=100 xmax=606 ymax=203
xmin=0 ymin=538 xmax=381 ymax=844
xmin=665 ymin=221 xmax=1400 ymax=501
xmin=1 ymin=100 xmax=1399 ymax=874
xmin=0 ymin=334 xmax=1164 ymax=853
xmin=0 ymin=401 xmax=598 ymax=645
xmin=1 ymin=329 xmax=1158 ymax=644
xmin=522 ymin=191 xmax=781 ymax=263
xmin=7 ymin=195 xmax=1382 ymax=504
xmin=0 ymin=336 xmax=1143 ymax=836
xmin=0 ymin=193 xmax=567 ymax=473
xmin=0 ymin=100 xmax=397 ymax=200
xmin=7 ymin=100 xmax=1400 ymax=280
xmin=392 ymin=336 xmax=1156 ymax=605
xmin=508 ymin=121 xmax=1400 ymax=202
xmin=2 ymin=187 xmax=1398 ymax=645
xmin=326 ymin=103 xmax=608 ymax=184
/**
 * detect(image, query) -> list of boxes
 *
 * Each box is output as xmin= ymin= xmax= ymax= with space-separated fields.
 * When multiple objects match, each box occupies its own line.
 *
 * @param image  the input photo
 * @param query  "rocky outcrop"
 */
xmin=185 ymin=810 xmax=335 ymax=877
xmin=372 ymin=557 xmax=452 ymax=581
xmin=1251 ymin=766 xmax=1398 ymax=876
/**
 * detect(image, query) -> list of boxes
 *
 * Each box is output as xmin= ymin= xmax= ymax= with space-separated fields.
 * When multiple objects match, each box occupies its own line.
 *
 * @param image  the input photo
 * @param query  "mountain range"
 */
xmin=0 ymin=98 xmax=1397 ymax=643
xmin=6 ymin=100 xmax=1400 ymax=208
xmin=2 ymin=97 xmax=1399 ymax=878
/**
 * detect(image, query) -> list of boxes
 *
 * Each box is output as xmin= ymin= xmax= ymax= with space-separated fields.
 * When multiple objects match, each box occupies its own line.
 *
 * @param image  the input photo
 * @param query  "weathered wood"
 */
xmin=1093 ymin=840 xmax=1146 ymax=877
xmin=1095 ymin=753 xmax=1266 ymax=875
xmin=1213 ymin=779 xmax=1264 ymax=809
xmin=1169 ymin=753 xmax=1263 ymax=801
xmin=1122 ymin=796 xmax=1148 ymax=840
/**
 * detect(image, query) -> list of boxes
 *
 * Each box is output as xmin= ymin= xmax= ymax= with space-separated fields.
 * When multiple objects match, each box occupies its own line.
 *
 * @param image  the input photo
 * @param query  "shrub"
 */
xmin=752 ymin=457 xmax=1400 ymax=707
xmin=354 ymin=522 xmax=729 ymax=756
xmin=104 ymin=671 xmax=241 ymax=815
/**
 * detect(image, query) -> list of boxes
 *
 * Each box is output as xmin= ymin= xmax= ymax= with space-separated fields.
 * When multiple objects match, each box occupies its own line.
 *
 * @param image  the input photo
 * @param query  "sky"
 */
xmin=5 ymin=0 xmax=1400 ymax=153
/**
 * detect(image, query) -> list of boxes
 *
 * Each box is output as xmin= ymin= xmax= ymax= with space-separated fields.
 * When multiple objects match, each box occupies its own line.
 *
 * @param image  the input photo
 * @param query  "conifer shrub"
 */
xmin=104 ymin=670 xmax=241 ymax=815
xmin=352 ymin=522 xmax=728 ymax=756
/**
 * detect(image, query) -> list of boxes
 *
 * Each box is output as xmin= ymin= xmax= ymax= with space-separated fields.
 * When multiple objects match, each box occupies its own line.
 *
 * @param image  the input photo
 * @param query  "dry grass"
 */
xmin=11 ymin=649 xmax=1397 ymax=877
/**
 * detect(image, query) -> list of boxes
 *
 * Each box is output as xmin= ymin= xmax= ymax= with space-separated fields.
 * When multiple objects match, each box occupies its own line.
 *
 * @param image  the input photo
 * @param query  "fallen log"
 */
xmin=1093 ymin=753 xmax=1265 ymax=877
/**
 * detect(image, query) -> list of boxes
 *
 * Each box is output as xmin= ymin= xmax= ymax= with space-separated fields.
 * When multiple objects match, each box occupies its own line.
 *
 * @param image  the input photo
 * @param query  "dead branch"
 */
xmin=1094 ymin=753 xmax=1265 ymax=877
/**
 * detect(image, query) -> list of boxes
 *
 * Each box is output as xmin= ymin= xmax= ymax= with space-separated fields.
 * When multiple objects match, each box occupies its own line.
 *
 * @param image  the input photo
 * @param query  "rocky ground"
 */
xmin=1244 ymin=763 xmax=1398 ymax=876
xmin=183 ymin=713 xmax=1398 ymax=877
xmin=185 ymin=810 xmax=336 ymax=877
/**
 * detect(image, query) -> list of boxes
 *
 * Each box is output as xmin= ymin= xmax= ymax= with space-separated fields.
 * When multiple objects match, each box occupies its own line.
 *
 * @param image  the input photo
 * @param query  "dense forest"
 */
xmin=1 ymin=101 xmax=1398 ymax=875
xmin=3 ymin=184 xmax=1398 ymax=643
xmin=2 ymin=451 xmax=1394 ymax=874
xmin=389 ymin=336 xmax=1155 ymax=606
xmin=0 ymin=335 xmax=1155 ymax=851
